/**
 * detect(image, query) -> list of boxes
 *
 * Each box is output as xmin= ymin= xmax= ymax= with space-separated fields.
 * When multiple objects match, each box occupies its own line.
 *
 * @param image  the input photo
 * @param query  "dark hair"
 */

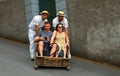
xmin=55 ymin=23 xmax=64 ymax=31
xmin=44 ymin=21 xmax=50 ymax=25
xmin=42 ymin=21 xmax=50 ymax=30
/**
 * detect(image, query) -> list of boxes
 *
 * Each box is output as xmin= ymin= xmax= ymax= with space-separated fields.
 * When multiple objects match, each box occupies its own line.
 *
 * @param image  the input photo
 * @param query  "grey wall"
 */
xmin=66 ymin=0 xmax=120 ymax=66
xmin=0 ymin=0 xmax=28 ymax=43
xmin=24 ymin=0 xmax=39 ymax=25
xmin=55 ymin=0 xmax=67 ymax=16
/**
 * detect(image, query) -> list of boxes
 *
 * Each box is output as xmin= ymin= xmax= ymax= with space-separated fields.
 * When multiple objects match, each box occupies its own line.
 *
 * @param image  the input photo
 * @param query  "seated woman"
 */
xmin=34 ymin=22 xmax=52 ymax=56
xmin=50 ymin=23 xmax=69 ymax=58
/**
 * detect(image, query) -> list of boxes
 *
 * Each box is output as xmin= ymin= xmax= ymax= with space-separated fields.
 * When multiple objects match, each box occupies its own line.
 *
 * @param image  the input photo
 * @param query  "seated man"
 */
xmin=34 ymin=21 xmax=52 ymax=56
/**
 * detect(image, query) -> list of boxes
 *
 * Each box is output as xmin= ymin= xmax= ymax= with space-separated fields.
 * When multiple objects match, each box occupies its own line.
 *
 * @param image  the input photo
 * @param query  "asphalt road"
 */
xmin=0 ymin=38 xmax=120 ymax=76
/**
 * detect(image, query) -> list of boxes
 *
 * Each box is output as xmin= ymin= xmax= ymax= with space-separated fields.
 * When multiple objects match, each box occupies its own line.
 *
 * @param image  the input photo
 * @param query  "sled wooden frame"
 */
xmin=34 ymin=51 xmax=71 ymax=70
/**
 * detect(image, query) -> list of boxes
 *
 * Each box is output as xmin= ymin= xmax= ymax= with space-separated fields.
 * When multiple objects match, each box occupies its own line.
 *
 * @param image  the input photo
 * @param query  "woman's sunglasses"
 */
xmin=58 ymin=26 xmax=63 ymax=28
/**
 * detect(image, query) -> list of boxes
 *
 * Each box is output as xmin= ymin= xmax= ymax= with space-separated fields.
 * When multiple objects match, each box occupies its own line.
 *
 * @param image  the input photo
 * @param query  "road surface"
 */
xmin=0 ymin=38 xmax=120 ymax=76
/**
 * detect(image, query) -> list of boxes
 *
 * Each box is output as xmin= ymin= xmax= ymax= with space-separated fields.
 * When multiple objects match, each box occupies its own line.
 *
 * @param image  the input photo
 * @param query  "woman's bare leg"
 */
xmin=50 ymin=44 xmax=57 ymax=57
xmin=63 ymin=44 xmax=67 ymax=58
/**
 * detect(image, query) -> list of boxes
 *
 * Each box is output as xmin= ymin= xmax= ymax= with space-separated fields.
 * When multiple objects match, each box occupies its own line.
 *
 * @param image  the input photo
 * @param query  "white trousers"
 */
xmin=67 ymin=45 xmax=71 ymax=59
xmin=28 ymin=29 xmax=36 ymax=58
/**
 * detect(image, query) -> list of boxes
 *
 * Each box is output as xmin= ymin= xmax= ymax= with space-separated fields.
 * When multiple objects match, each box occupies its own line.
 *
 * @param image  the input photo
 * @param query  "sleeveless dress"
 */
xmin=55 ymin=32 xmax=66 ymax=51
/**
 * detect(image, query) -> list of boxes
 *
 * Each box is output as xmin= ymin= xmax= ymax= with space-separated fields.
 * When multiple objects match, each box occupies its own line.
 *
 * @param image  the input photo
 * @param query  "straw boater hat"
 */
xmin=40 ymin=10 xmax=49 ymax=15
xmin=57 ymin=11 xmax=65 ymax=16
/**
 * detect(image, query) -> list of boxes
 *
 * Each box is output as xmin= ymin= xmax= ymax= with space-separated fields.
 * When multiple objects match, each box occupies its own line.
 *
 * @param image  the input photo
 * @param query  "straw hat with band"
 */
xmin=57 ymin=11 xmax=65 ymax=16
xmin=40 ymin=10 xmax=49 ymax=15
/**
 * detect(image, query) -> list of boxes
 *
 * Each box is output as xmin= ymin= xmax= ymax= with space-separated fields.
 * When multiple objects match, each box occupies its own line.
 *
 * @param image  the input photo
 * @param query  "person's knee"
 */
xmin=64 ymin=44 xmax=67 ymax=49
xmin=38 ymin=41 xmax=44 ymax=46
xmin=52 ymin=44 xmax=57 ymax=48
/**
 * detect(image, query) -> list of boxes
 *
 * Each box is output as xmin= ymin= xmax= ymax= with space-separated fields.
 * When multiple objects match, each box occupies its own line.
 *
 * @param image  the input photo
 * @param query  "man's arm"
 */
xmin=35 ymin=24 xmax=39 ymax=35
xmin=32 ymin=16 xmax=40 ymax=35
xmin=65 ymin=28 xmax=68 ymax=34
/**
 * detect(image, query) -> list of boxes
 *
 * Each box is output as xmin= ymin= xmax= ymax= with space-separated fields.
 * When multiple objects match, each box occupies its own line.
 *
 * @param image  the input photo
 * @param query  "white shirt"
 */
xmin=28 ymin=15 xmax=47 ymax=31
xmin=52 ymin=17 xmax=68 ymax=28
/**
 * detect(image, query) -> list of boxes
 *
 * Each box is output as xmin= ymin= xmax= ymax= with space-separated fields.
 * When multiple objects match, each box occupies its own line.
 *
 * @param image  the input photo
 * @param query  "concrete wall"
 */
xmin=66 ymin=0 xmax=120 ymax=66
xmin=0 ymin=0 xmax=67 ymax=43
xmin=0 ymin=0 xmax=27 ymax=43
xmin=24 ymin=0 xmax=39 ymax=25
xmin=55 ymin=0 xmax=67 ymax=16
